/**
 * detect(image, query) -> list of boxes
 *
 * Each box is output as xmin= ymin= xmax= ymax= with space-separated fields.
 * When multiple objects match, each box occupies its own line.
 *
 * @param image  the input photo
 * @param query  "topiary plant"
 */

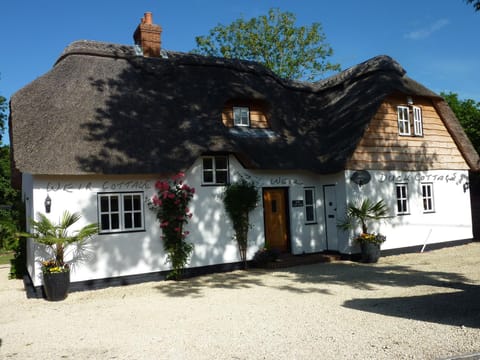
xmin=223 ymin=179 xmax=259 ymax=269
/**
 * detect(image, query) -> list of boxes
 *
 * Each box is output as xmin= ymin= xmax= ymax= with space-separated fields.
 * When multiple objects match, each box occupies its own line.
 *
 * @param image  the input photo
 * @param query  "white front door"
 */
xmin=323 ymin=185 xmax=338 ymax=251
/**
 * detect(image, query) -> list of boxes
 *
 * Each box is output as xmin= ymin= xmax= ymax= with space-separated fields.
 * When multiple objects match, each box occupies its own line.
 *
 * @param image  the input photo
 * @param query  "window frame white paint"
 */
xmin=421 ymin=182 xmax=435 ymax=213
xmin=304 ymin=187 xmax=317 ymax=224
xmin=98 ymin=192 xmax=145 ymax=234
xmin=413 ymin=106 xmax=423 ymax=136
xmin=233 ymin=106 xmax=250 ymax=127
xmin=395 ymin=183 xmax=409 ymax=215
xmin=202 ymin=156 xmax=229 ymax=185
xmin=397 ymin=106 xmax=411 ymax=136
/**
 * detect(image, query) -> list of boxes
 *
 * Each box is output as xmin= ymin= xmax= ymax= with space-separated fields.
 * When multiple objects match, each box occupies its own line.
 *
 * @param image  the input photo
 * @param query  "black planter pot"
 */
xmin=360 ymin=242 xmax=381 ymax=263
xmin=43 ymin=271 xmax=70 ymax=301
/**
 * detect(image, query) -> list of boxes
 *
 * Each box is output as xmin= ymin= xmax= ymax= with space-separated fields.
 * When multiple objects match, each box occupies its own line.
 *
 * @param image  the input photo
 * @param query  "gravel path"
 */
xmin=1 ymin=243 xmax=480 ymax=360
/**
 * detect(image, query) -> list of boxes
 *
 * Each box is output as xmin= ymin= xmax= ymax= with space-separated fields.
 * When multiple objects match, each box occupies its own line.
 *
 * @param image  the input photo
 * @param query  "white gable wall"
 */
xmin=344 ymin=169 xmax=473 ymax=252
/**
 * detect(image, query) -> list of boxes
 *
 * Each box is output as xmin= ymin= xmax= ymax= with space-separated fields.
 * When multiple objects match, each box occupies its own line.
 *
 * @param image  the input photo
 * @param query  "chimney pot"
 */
xmin=144 ymin=12 xmax=152 ymax=25
xmin=133 ymin=12 xmax=162 ymax=58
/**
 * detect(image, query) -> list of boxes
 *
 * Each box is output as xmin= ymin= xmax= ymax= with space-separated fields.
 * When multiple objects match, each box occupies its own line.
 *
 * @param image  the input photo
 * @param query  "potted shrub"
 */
xmin=338 ymin=199 xmax=390 ymax=263
xmin=25 ymin=211 xmax=98 ymax=301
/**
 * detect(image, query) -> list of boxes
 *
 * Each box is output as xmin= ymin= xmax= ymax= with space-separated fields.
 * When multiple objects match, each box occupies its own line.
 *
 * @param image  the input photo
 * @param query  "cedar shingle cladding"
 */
xmin=347 ymin=94 xmax=470 ymax=171
xmin=9 ymin=40 xmax=480 ymax=176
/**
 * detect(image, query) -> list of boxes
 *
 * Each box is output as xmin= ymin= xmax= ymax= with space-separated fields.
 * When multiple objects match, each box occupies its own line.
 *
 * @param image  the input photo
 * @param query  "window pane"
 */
xmin=100 ymin=197 xmax=109 ymax=212
xmin=134 ymin=213 xmax=142 ymax=227
xmin=203 ymin=158 xmax=213 ymax=170
xmin=215 ymin=156 xmax=227 ymax=170
xmin=306 ymin=207 xmax=314 ymax=222
xmin=305 ymin=189 xmax=313 ymax=205
xmin=124 ymin=195 xmax=132 ymax=211
xmin=124 ymin=213 xmax=132 ymax=229
xmin=110 ymin=197 xmax=119 ymax=212
xmin=216 ymin=170 xmax=228 ymax=184
xmin=101 ymin=214 xmax=110 ymax=230
xmin=111 ymin=214 xmax=120 ymax=229
xmin=203 ymin=171 xmax=213 ymax=183
xmin=133 ymin=196 xmax=141 ymax=210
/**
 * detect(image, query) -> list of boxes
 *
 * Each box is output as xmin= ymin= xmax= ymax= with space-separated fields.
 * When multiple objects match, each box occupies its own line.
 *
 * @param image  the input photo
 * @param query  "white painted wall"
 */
xmin=25 ymin=157 xmax=346 ymax=286
xmin=24 ymin=158 xmax=473 ymax=287
xmin=344 ymin=169 xmax=473 ymax=252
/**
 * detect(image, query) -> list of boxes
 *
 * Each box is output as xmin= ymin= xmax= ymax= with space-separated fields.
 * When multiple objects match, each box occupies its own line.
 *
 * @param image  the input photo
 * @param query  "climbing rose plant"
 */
xmin=149 ymin=173 xmax=195 ymax=280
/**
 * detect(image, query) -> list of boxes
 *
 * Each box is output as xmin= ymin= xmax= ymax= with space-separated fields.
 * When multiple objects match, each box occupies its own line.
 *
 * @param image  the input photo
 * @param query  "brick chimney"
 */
xmin=133 ymin=12 xmax=162 ymax=57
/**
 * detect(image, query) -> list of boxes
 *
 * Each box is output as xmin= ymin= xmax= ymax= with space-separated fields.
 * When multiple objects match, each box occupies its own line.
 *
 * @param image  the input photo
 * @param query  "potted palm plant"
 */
xmin=26 ymin=211 xmax=98 ymax=301
xmin=338 ymin=199 xmax=390 ymax=263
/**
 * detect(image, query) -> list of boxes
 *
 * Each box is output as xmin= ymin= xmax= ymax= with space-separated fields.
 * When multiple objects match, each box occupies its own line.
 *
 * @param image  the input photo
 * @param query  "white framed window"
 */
xmin=233 ymin=107 xmax=250 ymax=127
xmin=413 ymin=106 xmax=423 ymax=136
xmin=396 ymin=183 xmax=409 ymax=215
xmin=98 ymin=192 xmax=145 ymax=233
xmin=202 ymin=156 xmax=229 ymax=185
xmin=304 ymin=187 xmax=316 ymax=224
xmin=421 ymin=183 xmax=434 ymax=213
xmin=397 ymin=106 xmax=411 ymax=135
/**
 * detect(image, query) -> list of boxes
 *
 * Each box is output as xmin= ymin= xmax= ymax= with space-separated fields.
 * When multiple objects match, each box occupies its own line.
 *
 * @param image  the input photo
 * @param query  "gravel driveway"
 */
xmin=1 ymin=243 xmax=480 ymax=359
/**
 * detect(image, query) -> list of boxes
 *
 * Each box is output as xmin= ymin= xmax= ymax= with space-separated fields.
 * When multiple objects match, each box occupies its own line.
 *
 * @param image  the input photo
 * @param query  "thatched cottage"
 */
xmin=10 ymin=13 xmax=479 ymax=294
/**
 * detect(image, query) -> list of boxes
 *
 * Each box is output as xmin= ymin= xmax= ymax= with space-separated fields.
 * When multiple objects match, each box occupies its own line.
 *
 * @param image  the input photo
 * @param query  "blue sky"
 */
xmin=1 ymin=1 xmax=478 ymax=143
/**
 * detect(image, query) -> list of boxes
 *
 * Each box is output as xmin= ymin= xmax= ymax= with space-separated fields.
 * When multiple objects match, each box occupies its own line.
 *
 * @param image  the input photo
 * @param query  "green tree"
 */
xmin=466 ymin=0 xmax=480 ymax=11
xmin=193 ymin=8 xmax=340 ymax=81
xmin=0 ymin=92 xmax=5 ymax=144
xmin=441 ymin=92 xmax=480 ymax=154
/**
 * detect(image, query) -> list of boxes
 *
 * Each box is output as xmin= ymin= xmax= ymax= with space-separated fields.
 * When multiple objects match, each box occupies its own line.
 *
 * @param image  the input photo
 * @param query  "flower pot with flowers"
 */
xmin=23 ymin=211 xmax=98 ymax=301
xmin=338 ymin=199 xmax=390 ymax=263
xmin=149 ymin=172 xmax=195 ymax=280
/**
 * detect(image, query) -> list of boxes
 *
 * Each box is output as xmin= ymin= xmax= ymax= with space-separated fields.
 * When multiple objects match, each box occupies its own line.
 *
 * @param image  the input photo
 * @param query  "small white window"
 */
xmin=233 ymin=107 xmax=250 ymax=127
xmin=98 ymin=192 xmax=144 ymax=233
xmin=397 ymin=106 xmax=411 ymax=135
xmin=304 ymin=187 xmax=316 ymax=224
xmin=413 ymin=106 xmax=423 ymax=136
xmin=202 ymin=156 xmax=229 ymax=185
xmin=396 ymin=183 xmax=409 ymax=215
xmin=421 ymin=183 xmax=434 ymax=213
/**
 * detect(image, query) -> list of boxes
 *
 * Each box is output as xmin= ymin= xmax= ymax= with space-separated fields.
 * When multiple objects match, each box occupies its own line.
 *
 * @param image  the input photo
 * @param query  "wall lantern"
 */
xmin=407 ymin=96 xmax=414 ymax=105
xmin=350 ymin=170 xmax=371 ymax=187
xmin=44 ymin=195 xmax=52 ymax=213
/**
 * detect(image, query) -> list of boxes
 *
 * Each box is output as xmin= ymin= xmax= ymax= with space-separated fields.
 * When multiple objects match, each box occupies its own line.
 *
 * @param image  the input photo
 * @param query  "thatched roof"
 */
xmin=9 ymin=40 xmax=480 ymax=175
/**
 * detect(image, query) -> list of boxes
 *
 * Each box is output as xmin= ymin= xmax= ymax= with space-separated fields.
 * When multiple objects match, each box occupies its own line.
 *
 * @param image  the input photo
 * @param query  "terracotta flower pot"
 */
xmin=43 ymin=270 xmax=70 ymax=301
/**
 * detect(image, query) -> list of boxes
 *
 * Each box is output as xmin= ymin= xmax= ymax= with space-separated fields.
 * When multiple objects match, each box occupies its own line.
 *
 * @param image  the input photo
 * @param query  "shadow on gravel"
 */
xmin=278 ymin=262 xmax=480 ymax=328
xmin=343 ymin=284 xmax=480 ymax=329
xmin=154 ymin=269 xmax=268 ymax=298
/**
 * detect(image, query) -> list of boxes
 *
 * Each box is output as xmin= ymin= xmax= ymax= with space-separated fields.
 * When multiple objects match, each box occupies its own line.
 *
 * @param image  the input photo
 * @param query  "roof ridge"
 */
xmin=314 ymin=55 xmax=406 ymax=90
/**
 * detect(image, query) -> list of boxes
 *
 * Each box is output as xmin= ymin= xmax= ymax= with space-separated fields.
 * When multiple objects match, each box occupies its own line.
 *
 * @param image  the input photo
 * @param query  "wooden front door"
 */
xmin=263 ymin=188 xmax=289 ymax=252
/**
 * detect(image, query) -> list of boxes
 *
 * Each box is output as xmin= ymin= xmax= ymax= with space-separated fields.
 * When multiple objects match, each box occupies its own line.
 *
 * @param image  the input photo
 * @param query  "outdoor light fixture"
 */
xmin=407 ymin=96 xmax=414 ymax=105
xmin=350 ymin=170 xmax=371 ymax=187
xmin=44 ymin=195 xmax=52 ymax=213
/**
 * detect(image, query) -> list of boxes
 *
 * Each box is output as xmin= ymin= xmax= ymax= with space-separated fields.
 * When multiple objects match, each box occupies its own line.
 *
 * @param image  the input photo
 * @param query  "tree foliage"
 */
xmin=0 ymin=92 xmax=5 ymax=145
xmin=193 ymin=8 xmax=340 ymax=81
xmin=441 ymin=92 xmax=480 ymax=155
xmin=466 ymin=0 xmax=480 ymax=11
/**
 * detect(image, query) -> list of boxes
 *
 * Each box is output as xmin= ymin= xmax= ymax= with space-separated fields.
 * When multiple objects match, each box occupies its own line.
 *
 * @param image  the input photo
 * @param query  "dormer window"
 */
xmin=222 ymin=99 xmax=270 ymax=129
xmin=233 ymin=107 xmax=250 ymax=127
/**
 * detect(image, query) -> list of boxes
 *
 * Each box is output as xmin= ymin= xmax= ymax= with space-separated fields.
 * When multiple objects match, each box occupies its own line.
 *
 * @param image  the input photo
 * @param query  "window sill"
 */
xmin=99 ymin=229 xmax=146 ymax=235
